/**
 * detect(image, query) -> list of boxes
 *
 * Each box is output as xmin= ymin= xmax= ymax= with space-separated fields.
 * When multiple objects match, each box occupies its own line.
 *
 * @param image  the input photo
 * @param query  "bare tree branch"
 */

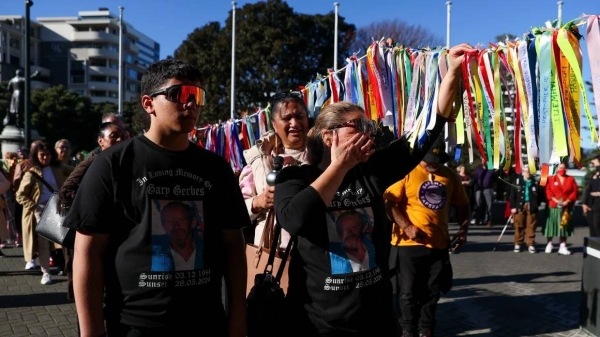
xmin=350 ymin=19 xmax=444 ymax=54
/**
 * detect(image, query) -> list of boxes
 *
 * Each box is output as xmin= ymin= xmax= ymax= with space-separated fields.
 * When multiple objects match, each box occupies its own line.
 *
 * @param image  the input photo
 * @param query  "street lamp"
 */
xmin=24 ymin=0 xmax=33 ymax=148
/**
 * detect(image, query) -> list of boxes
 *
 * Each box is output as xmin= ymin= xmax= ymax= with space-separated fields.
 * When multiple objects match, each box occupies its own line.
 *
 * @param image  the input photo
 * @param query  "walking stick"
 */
xmin=492 ymin=214 xmax=513 ymax=251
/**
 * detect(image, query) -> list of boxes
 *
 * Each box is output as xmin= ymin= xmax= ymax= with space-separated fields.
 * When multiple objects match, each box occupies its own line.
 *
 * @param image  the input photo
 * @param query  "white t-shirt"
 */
xmin=347 ymin=249 xmax=369 ymax=273
xmin=39 ymin=166 xmax=59 ymax=204
xmin=170 ymin=247 xmax=196 ymax=271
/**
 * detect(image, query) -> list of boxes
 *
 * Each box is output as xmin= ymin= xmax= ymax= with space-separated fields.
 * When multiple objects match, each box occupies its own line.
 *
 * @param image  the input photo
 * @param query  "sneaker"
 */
xmin=558 ymin=246 xmax=572 ymax=256
xmin=545 ymin=243 xmax=553 ymax=254
xmin=402 ymin=330 xmax=417 ymax=337
xmin=25 ymin=260 xmax=36 ymax=270
xmin=0 ymin=250 xmax=5 ymax=258
xmin=57 ymin=269 xmax=64 ymax=276
xmin=41 ymin=273 xmax=52 ymax=285
xmin=419 ymin=330 xmax=433 ymax=337
xmin=514 ymin=245 xmax=521 ymax=253
xmin=528 ymin=246 xmax=536 ymax=254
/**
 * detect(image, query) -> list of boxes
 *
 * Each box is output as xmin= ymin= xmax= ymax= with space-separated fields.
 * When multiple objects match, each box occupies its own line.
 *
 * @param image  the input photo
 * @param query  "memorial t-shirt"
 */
xmin=273 ymin=115 xmax=447 ymax=334
xmin=64 ymin=135 xmax=251 ymax=331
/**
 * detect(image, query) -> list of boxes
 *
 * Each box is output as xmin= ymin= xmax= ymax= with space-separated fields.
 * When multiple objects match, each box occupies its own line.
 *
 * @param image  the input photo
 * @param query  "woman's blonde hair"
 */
xmin=306 ymin=102 xmax=365 ymax=165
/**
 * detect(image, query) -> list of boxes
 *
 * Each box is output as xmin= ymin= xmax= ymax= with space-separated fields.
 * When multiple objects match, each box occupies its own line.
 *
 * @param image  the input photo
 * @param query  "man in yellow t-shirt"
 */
xmin=384 ymin=136 xmax=470 ymax=337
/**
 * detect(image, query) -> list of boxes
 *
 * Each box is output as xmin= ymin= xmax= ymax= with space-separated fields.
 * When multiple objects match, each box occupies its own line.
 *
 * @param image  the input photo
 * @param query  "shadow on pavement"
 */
xmin=0 ymin=270 xmax=42 ymax=276
xmin=436 ymin=291 xmax=581 ymax=336
xmin=458 ymin=241 xmax=584 ymax=254
xmin=0 ymin=292 xmax=73 ymax=308
xmin=451 ymin=271 xmax=577 ymax=288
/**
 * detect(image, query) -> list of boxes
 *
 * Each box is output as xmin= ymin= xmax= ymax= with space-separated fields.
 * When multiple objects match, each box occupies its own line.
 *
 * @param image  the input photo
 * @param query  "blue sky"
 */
xmin=4 ymin=0 xmax=600 ymax=146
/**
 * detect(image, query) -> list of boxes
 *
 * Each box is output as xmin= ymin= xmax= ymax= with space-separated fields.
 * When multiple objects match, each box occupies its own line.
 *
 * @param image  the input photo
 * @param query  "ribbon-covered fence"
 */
xmin=190 ymin=15 xmax=600 ymax=175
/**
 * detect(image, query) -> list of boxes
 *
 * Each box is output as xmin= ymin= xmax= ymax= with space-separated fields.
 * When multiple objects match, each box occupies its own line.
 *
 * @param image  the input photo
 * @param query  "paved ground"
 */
xmin=0 ymin=221 xmax=595 ymax=336
xmin=437 ymin=222 xmax=591 ymax=337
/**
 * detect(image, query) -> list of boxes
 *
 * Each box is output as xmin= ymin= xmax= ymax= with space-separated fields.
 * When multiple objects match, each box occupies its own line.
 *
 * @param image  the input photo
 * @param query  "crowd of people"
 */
xmin=0 ymin=40 xmax=594 ymax=337
xmin=0 ymin=112 xmax=128 ymax=286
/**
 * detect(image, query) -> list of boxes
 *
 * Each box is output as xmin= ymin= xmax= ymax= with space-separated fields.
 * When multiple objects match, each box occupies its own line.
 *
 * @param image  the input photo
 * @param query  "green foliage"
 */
xmin=30 ymin=85 xmax=101 ymax=152
xmin=173 ymin=0 xmax=356 ymax=125
xmin=0 ymin=81 xmax=10 ymax=124
xmin=90 ymin=100 xmax=148 ymax=136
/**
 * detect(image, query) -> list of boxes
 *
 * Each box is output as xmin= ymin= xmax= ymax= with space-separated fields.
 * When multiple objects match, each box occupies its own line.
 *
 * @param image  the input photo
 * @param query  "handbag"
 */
xmin=30 ymin=172 xmax=75 ymax=249
xmin=246 ymin=209 xmax=294 ymax=337
xmin=245 ymin=210 xmax=291 ymax=296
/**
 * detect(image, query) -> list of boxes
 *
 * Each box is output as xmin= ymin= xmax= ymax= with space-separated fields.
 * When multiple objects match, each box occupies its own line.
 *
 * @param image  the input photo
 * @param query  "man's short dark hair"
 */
xmin=160 ymin=201 xmax=194 ymax=226
xmin=335 ymin=210 xmax=367 ymax=239
xmin=141 ymin=59 xmax=203 ymax=96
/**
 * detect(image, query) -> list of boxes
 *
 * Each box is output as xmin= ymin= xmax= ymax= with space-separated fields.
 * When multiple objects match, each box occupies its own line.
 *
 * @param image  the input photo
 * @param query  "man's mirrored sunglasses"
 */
xmin=149 ymin=85 xmax=206 ymax=106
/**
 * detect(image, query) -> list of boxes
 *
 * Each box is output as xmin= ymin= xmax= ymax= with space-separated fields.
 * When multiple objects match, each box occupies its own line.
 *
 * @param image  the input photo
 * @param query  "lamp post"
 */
xmin=24 ymin=0 xmax=33 ymax=148
xmin=118 ymin=6 xmax=124 ymax=116
xmin=446 ymin=1 xmax=452 ymax=48
xmin=230 ymin=1 xmax=236 ymax=120
xmin=333 ymin=2 xmax=339 ymax=71
xmin=444 ymin=1 xmax=452 ymax=157
xmin=557 ymin=1 xmax=564 ymax=27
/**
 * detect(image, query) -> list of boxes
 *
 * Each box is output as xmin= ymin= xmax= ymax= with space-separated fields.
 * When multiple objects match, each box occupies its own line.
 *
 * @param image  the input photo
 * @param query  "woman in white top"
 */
xmin=16 ymin=142 xmax=73 ymax=285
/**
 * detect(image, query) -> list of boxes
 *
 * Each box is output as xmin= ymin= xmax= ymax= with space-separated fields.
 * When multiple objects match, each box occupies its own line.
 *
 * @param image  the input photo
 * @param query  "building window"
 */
xmin=73 ymin=43 xmax=106 ymax=49
xmin=72 ymin=89 xmax=86 ymax=96
xmin=10 ymin=38 xmax=20 ymax=49
xmin=126 ymin=54 xmax=133 ymax=63
xmin=127 ymin=67 xmax=138 ymax=79
xmin=90 ymin=58 xmax=106 ymax=67
xmin=108 ymin=91 xmax=118 ymax=98
xmin=70 ymin=60 xmax=86 ymax=84
xmin=109 ymin=60 xmax=118 ymax=69
xmin=91 ymin=90 xmax=106 ymax=97
xmin=90 ymin=75 xmax=106 ymax=82
xmin=10 ymin=56 xmax=20 ymax=66
xmin=109 ymin=77 xmax=118 ymax=84
xmin=108 ymin=45 xmax=117 ymax=52
xmin=126 ymin=82 xmax=138 ymax=93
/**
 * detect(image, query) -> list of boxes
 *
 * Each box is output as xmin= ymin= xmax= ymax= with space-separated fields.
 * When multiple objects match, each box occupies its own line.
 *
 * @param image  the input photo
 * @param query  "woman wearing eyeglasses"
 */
xmin=274 ymin=44 xmax=473 ymax=336
xmin=239 ymin=92 xmax=309 ymax=248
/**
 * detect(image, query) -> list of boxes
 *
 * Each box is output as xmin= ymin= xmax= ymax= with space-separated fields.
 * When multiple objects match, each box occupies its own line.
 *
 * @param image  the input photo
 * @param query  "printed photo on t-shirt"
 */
xmin=327 ymin=208 xmax=376 ymax=275
xmin=150 ymin=200 xmax=205 ymax=272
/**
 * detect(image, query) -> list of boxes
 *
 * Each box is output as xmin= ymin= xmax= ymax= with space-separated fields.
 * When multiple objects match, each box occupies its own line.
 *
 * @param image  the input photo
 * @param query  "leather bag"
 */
xmin=35 ymin=191 xmax=74 ymax=249
xmin=245 ymin=210 xmax=291 ymax=296
xmin=30 ymin=172 xmax=74 ymax=249
xmin=246 ymin=209 xmax=293 ymax=337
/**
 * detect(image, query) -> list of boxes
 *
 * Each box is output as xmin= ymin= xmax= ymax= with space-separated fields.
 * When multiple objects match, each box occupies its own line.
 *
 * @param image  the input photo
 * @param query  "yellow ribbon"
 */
xmin=556 ymin=28 xmax=598 ymax=147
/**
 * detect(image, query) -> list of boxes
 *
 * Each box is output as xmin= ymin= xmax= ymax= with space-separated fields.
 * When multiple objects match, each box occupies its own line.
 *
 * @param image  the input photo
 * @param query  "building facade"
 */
xmin=0 ymin=15 xmax=51 ymax=89
xmin=37 ymin=8 xmax=160 ymax=104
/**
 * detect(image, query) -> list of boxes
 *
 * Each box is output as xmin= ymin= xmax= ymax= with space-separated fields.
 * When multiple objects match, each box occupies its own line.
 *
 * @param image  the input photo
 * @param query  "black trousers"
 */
xmin=390 ymin=246 xmax=450 ymax=333
xmin=587 ymin=211 xmax=600 ymax=237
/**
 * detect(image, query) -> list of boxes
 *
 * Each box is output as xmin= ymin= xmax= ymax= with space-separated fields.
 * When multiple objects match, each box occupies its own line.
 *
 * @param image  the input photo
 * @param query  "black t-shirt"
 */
xmin=64 ymin=136 xmax=250 ymax=331
xmin=274 ymin=117 xmax=446 ymax=335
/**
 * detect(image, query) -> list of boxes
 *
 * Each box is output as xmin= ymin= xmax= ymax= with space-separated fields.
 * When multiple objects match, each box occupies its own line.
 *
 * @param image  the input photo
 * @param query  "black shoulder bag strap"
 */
xmin=29 ymin=171 xmax=57 ymax=192
xmin=264 ymin=218 xmax=294 ymax=283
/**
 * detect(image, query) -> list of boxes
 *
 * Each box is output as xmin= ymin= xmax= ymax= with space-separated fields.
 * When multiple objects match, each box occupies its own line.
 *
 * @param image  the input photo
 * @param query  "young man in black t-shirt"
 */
xmin=65 ymin=59 xmax=250 ymax=337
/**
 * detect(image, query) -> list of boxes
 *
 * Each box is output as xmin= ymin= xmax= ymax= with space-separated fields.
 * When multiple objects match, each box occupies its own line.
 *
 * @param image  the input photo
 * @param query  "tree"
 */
xmin=31 ymin=85 xmax=101 ymax=153
xmin=0 ymin=82 xmax=11 ymax=132
xmin=174 ymin=0 xmax=356 ymax=124
xmin=91 ymin=100 xmax=148 ymax=136
xmin=350 ymin=19 xmax=443 ymax=53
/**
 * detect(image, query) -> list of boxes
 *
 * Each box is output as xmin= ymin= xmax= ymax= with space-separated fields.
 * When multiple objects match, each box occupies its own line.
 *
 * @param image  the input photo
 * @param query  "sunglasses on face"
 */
xmin=149 ymin=85 xmax=206 ymax=106
xmin=329 ymin=118 xmax=379 ymax=136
